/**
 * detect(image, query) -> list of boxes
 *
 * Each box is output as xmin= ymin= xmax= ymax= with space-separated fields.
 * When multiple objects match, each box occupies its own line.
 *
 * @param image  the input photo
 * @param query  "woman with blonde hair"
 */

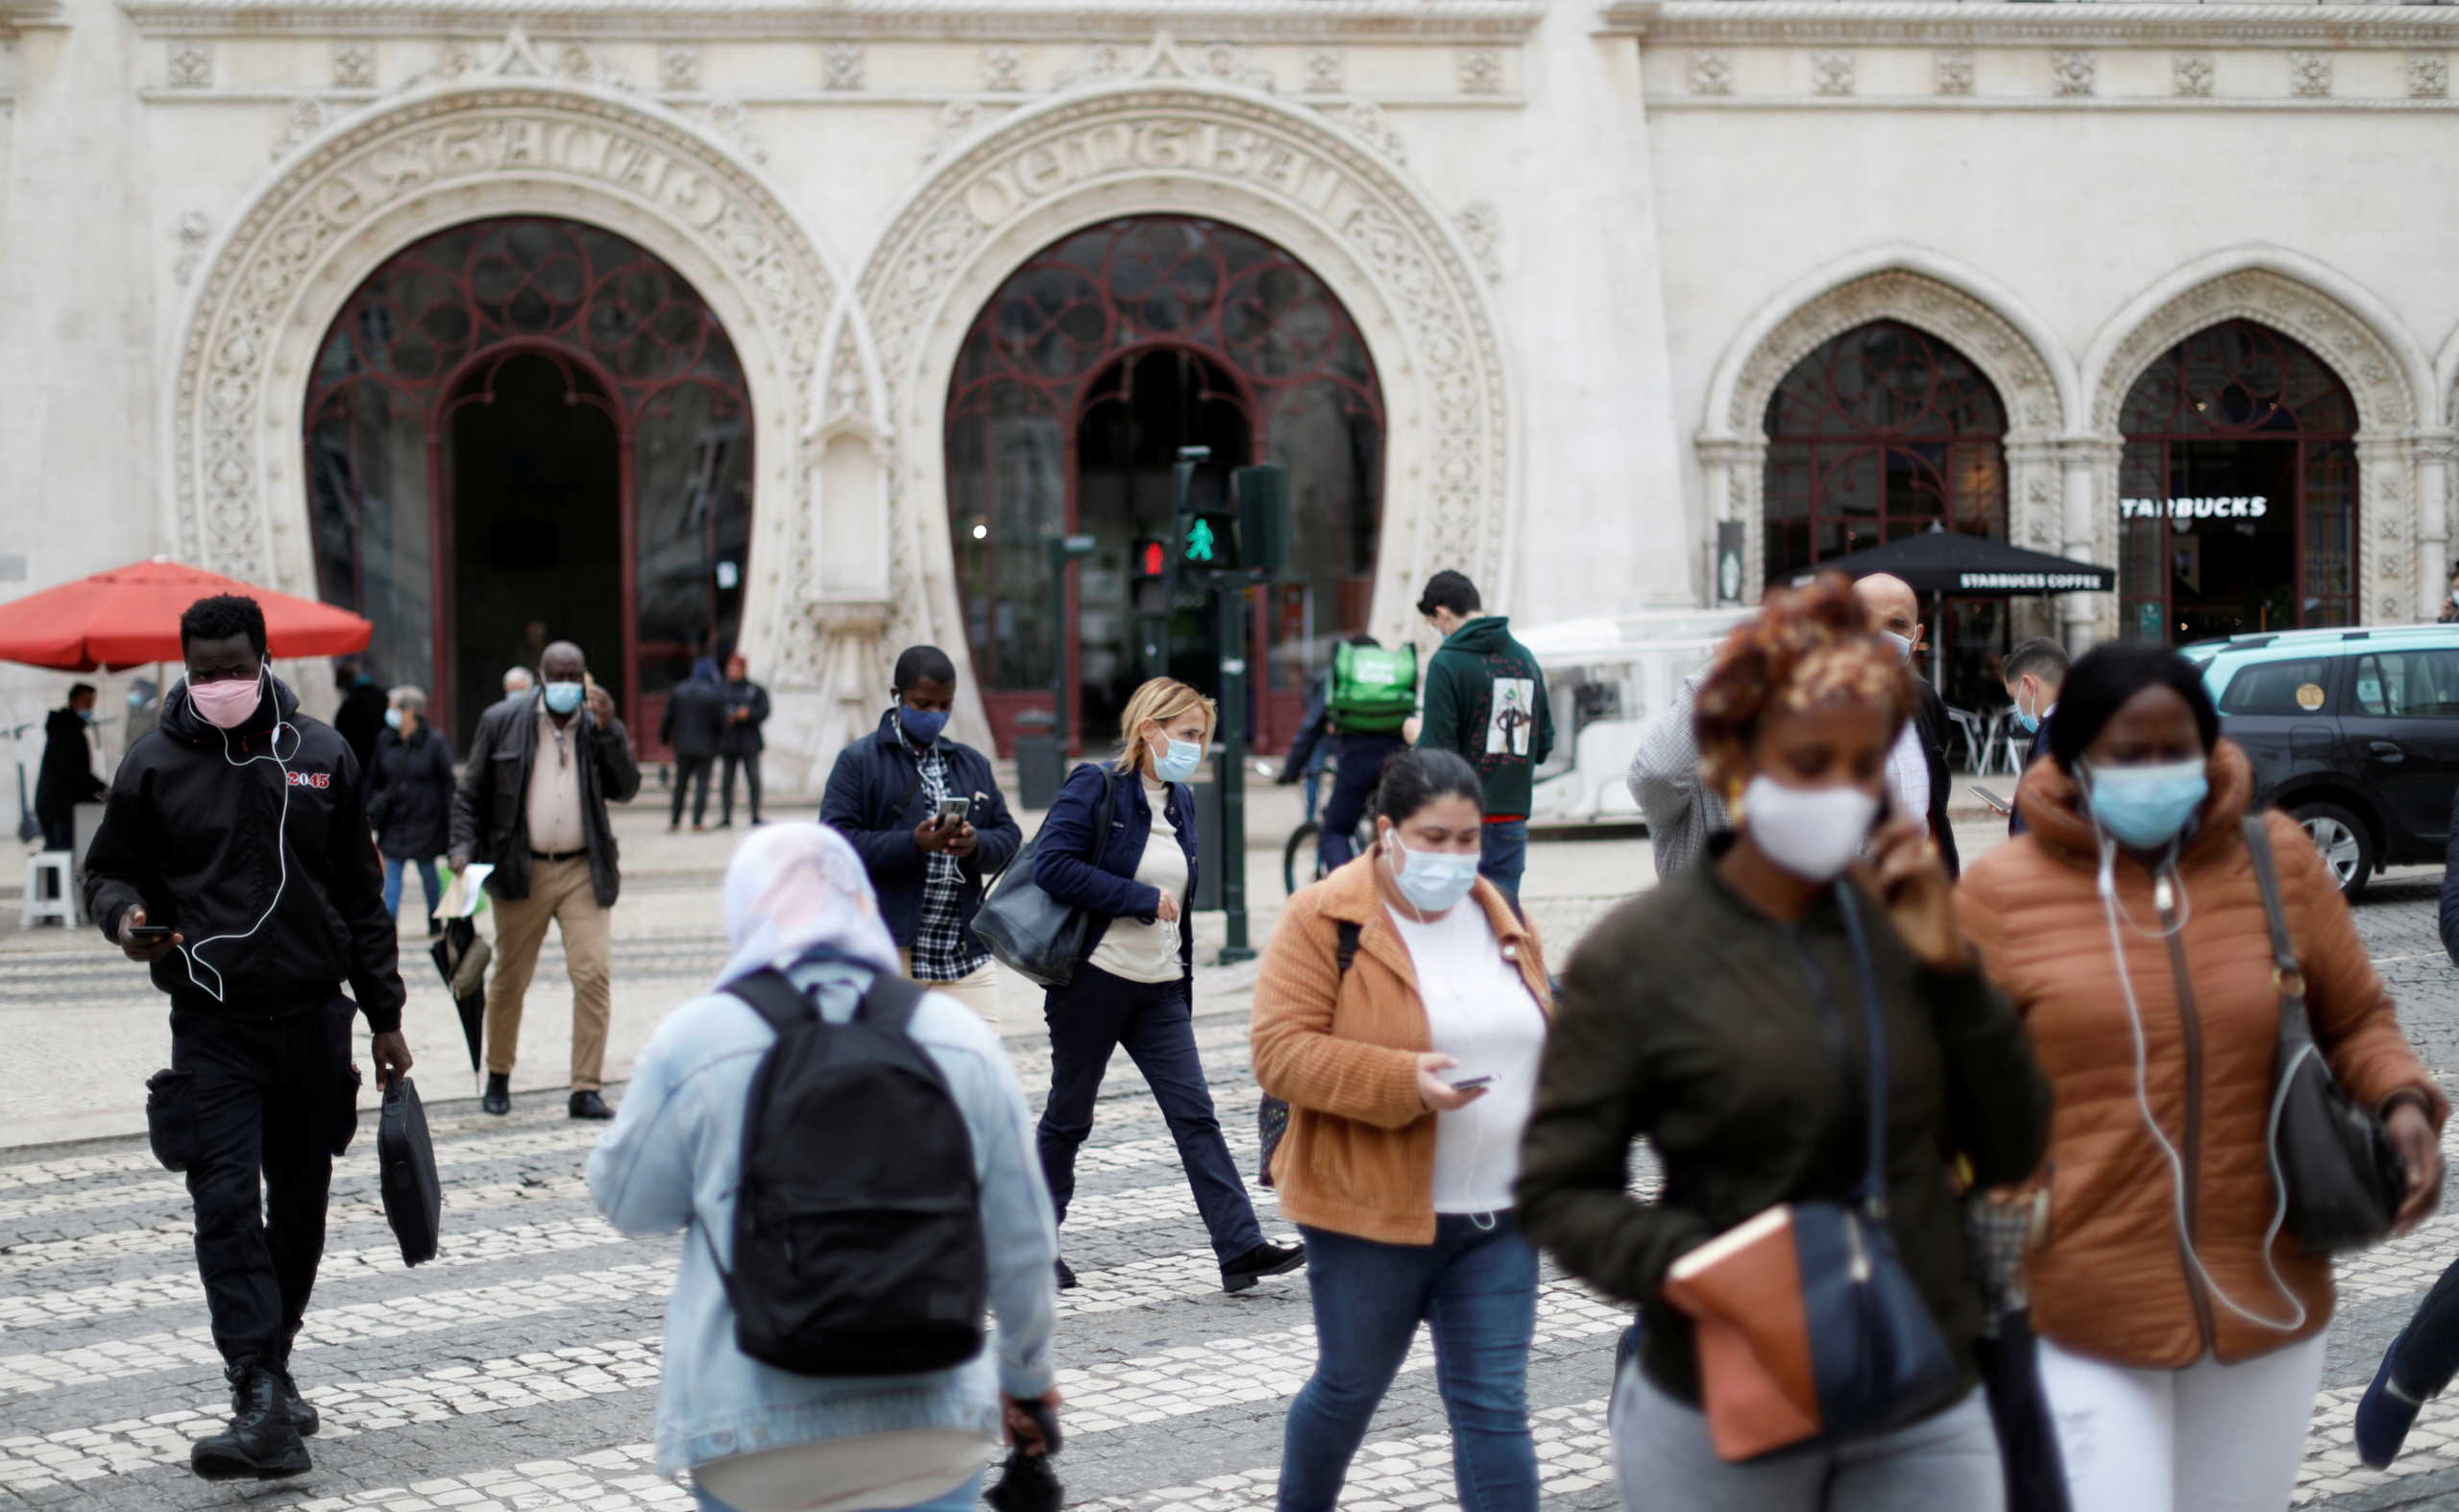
xmin=1032 ymin=677 xmax=1304 ymax=1294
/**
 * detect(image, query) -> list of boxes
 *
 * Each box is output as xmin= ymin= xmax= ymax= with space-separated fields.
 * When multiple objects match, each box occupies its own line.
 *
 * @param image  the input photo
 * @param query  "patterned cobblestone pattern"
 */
xmin=8 ymin=836 xmax=2459 ymax=1508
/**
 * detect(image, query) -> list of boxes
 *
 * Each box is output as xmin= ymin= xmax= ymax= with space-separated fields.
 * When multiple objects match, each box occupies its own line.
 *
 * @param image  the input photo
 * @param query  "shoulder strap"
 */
xmin=727 ymin=967 xmax=815 ymax=1034
xmin=1831 ymin=887 xmax=1893 ymax=1216
xmin=1091 ymin=766 xmax=1118 ymax=854
xmin=1334 ymin=919 xmax=1362 ymax=976
xmin=2240 ymin=815 xmax=2301 ymax=979
xmin=853 ymin=970 xmax=927 ymax=1034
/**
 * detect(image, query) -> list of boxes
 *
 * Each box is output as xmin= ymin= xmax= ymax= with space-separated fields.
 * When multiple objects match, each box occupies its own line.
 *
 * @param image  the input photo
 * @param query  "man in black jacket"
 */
xmin=449 ymin=641 xmax=641 ymax=1118
xmin=84 ymin=594 xmax=412 ymax=1483
xmin=33 ymin=680 xmax=104 ymax=851
xmin=821 ymin=646 xmax=1022 ymax=1022
xmin=717 ymin=652 xmax=770 ymax=828
xmin=1852 ymin=573 xmax=1960 ymax=878
xmin=330 ymin=658 xmax=388 ymax=772
xmin=658 ymin=657 xmax=725 ymax=833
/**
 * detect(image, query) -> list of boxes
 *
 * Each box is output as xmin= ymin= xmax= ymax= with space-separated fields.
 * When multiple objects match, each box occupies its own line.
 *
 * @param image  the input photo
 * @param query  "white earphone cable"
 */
xmin=2095 ymin=836 xmax=2304 ymax=1334
xmin=179 ymin=662 xmax=296 ymax=1006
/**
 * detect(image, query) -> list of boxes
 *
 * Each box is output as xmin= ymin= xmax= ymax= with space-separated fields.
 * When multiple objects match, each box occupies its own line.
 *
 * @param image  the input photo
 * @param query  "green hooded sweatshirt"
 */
xmin=1416 ymin=616 xmax=1553 ymax=819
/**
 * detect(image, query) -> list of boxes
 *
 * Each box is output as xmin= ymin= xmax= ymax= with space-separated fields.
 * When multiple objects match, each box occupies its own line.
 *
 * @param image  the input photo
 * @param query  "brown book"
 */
xmin=1661 ymin=1206 xmax=1820 ymax=1461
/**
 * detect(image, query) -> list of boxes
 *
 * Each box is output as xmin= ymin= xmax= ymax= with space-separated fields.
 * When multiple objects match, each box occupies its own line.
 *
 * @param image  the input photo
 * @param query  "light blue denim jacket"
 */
xmin=587 ymin=956 xmax=1059 ymax=1475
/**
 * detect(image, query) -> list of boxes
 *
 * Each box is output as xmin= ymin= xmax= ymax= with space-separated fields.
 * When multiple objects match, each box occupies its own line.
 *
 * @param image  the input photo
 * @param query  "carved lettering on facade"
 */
xmin=960 ymin=115 xmax=1365 ymax=232
xmin=306 ymin=116 xmax=740 ymax=236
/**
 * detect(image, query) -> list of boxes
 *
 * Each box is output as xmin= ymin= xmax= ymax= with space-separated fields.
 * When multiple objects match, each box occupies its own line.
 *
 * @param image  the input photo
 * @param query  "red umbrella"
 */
xmin=0 ymin=558 xmax=372 ymax=671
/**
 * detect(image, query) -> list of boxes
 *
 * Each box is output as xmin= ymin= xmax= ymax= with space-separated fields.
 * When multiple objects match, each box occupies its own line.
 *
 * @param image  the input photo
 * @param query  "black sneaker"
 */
xmin=569 ymin=1089 xmax=614 ymax=1120
xmin=1220 ymin=1240 xmax=1305 ymax=1294
xmin=1055 ymin=1257 xmax=1078 ymax=1291
xmin=481 ymin=1072 xmax=510 ymax=1116
xmin=190 ymin=1360 xmax=311 ymax=1480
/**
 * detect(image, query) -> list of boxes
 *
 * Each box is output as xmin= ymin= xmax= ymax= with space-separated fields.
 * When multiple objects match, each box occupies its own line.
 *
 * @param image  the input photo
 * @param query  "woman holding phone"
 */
xmin=1517 ymin=574 xmax=2052 ymax=1510
xmin=1031 ymin=676 xmax=1303 ymax=1294
xmin=1253 ymin=746 xmax=1553 ymax=1512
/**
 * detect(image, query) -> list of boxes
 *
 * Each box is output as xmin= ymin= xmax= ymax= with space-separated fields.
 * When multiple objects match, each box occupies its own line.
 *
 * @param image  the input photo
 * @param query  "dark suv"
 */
xmin=2185 ymin=624 xmax=2459 ymax=898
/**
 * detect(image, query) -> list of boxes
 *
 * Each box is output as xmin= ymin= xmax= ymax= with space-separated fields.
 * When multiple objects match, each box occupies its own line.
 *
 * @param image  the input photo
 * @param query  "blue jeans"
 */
xmin=381 ymin=854 xmax=441 ymax=923
xmin=1319 ymin=733 xmax=1403 ymax=873
xmin=1038 ymin=964 xmax=1265 ymax=1265
xmin=693 ymin=1469 xmax=982 ymax=1512
xmin=1279 ymin=1214 xmax=1540 ymax=1512
xmin=1478 ymin=819 xmax=1528 ymax=907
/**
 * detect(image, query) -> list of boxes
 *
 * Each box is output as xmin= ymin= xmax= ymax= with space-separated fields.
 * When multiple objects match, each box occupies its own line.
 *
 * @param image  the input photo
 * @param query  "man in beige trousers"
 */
xmin=449 ymin=642 xmax=642 ymax=1119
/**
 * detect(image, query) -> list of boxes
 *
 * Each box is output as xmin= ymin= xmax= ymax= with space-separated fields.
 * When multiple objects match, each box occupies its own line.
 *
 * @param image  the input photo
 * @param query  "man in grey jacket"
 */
xmin=1628 ymin=668 xmax=1727 ymax=880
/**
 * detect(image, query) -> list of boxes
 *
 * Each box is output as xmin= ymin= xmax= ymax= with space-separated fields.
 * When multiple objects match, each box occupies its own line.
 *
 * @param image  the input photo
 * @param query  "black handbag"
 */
xmin=2242 ymin=816 xmax=2403 ymax=1254
xmin=968 ymin=769 xmax=1116 ymax=989
xmin=377 ymin=1075 xmax=443 ymax=1267
xmin=1783 ymin=887 xmax=1962 ymax=1445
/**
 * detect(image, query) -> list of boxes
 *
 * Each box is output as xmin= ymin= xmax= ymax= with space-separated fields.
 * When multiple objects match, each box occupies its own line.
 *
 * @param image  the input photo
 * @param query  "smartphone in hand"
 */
xmin=937 ymin=795 xmax=972 ymax=827
xmin=1448 ymin=1073 xmax=1496 ymax=1091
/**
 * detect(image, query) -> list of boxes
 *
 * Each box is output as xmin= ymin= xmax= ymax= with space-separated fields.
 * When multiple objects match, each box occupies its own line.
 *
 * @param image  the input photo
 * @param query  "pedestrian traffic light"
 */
xmin=1172 ymin=449 xmax=1241 ymax=573
xmin=1132 ymin=538 xmax=1168 ymax=580
xmin=1231 ymin=463 xmax=1289 ymax=575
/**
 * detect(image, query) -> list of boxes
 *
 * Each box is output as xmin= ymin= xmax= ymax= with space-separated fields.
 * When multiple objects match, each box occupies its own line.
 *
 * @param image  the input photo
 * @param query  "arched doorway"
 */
xmin=2116 ymin=319 xmax=2357 ymax=643
xmin=303 ymin=216 xmax=753 ymax=746
xmin=1762 ymin=319 xmax=2010 ymax=707
xmin=942 ymin=215 xmax=1385 ymax=752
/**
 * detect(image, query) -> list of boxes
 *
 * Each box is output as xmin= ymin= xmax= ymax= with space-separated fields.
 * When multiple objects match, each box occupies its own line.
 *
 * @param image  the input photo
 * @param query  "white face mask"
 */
xmin=1881 ymin=630 xmax=1914 ymax=664
xmin=1742 ymin=774 xmax=1879 ymax=883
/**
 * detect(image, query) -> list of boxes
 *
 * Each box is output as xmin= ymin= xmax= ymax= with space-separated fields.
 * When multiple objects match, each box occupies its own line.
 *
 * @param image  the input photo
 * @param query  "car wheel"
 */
xmin=2292 ymin=801 xmax=2375 ymax=899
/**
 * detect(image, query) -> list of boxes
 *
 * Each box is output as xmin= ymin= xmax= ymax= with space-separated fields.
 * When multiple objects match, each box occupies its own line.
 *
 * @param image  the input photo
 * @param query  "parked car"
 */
xmin=2182 ymin=622 xmax=2459 ymax=897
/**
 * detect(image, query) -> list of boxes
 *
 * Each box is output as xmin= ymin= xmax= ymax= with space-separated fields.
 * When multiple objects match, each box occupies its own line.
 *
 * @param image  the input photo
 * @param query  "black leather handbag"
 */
xmin=969 ymin=770 xmax=1115 ymax=989
xmin=2242 ymin=817 xmax=2403 ymax=1254
xmin=377 ymin=1075 xmax=443 ymax=1267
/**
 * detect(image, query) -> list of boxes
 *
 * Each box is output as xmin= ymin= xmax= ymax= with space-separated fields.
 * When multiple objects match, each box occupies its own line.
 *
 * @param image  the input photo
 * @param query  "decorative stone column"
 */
xmin=2057 ymin=435 xmax=2124 ymax=652
xmin=765 ymin=601 xmax=891 ymax=798
xmin=1693 ymin=435 xmax=1759 ymax=602
xmin=2417 ymin=428 xmax=2457 ymax=619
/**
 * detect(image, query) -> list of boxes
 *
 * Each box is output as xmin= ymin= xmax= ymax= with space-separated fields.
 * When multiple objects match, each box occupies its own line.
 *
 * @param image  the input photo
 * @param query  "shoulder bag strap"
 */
xmin=2240 ymin=815 xmax=2315 ymax=1047
xmin=727 ymin=966 xmax=815 ymax=1034
xmin=1092 ymin=766 xmax=1118 ymax=858
xmin=1832 ymin=887 xmax=1893 ymax=1217
xmin=1790 ymin=916 xmax=1880 ymax=1212
xmin=854 ymin=970 xmax=928 ymax=1034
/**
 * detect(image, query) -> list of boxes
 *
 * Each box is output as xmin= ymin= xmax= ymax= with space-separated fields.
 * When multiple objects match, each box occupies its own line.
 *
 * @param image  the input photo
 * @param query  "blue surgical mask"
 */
xmin=2082 ymin=758 xmax=2208 ymax=850
xmin=898 ymin=705 xmax=949 ymax=747
xmin=543 ymin=680 xmax=585 ymax=715
xmin=1153 ymin=737 xmax=1203 ymax=785
xmin=2013 ymin=689 xmax=2044 ymax=735
xmin=1387 ymin=836 xmax=1481 ymax=914
xmin=1882 ymin=630 xmax=1914 ymax=663
xmin=383 ymin=708 xmax=403 ymax=731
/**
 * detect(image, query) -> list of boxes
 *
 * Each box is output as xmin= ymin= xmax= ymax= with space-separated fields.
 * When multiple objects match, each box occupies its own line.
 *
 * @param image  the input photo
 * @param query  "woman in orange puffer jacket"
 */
xmin=1958 ymin=641 xmax=2447 ymax=1512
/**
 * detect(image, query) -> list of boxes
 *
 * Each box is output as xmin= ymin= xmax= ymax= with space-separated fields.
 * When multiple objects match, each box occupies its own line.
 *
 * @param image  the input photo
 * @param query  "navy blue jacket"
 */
xmin=821 ymin=711 xmax=1023 ymax=949
xmin=1033 ymin=761 xmax=1197 ymax=976
xmin=2008 ymin=715 xmax=2054 ymax=837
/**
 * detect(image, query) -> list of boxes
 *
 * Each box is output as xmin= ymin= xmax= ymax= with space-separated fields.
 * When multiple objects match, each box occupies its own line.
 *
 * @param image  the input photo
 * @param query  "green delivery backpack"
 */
xmin=1328 ymin=643 xmax=1417 ymax=734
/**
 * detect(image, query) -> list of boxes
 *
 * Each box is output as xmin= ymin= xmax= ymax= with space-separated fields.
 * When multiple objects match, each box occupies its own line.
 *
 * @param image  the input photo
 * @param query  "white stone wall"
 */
xmin=2 ymin=0 xmax=2454 ymax=790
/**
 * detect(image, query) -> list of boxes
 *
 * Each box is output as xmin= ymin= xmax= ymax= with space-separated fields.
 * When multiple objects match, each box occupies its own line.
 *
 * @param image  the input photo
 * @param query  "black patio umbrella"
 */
xmin=428 ymin=916 xmax=490 ymax=1095
xmin=1785 ymin=528 xmax=2113 ymax=597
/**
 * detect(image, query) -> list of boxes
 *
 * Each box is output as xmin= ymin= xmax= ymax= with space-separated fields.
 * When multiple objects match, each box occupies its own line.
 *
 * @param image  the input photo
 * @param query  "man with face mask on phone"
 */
xmin=1851 ymin=573 xmax=1960 ymax=879
xmin=83 ymin=594 xmax=413 ymax=1483
xmin=822 ymin=645 xmax=1022 ymax=1022
xmin=450 ymin=640 xmax=641 ymax=1118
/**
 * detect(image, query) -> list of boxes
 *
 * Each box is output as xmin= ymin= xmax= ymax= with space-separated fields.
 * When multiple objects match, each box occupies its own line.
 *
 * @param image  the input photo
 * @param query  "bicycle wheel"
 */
xmin=1283 ymin=821 xmax=1319 ymax=897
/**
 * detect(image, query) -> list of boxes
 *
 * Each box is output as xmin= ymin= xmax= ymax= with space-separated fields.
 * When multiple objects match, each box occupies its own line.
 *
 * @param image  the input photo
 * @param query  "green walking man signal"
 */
xmin=1185 ymin=517 xmax=1219 ymax=563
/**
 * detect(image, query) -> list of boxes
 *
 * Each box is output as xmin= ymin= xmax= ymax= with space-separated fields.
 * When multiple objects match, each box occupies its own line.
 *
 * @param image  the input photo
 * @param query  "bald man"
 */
xmin=1851 ymin=573 xmax=1960 ymax=878
xmin=450 ymin=641 xmax=642 ymax=1118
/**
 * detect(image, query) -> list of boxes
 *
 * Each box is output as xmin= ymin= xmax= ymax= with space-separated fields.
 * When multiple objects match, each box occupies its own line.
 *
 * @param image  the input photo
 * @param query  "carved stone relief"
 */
xmin=2174 ymin=53 xmax=2213 ymax=97
xmin=1458 ymin=48 xmax=1502 ymax=95
xmin=168 ymin=39 xmax=210 ymax=87
xmin=2410 ymin=52 xmax=2447 ymax=98
xmin=659 ymin=44 xmax=701 ymax=93
xmin=2051 ymin=50 xmax=2096 ymax=97
xmin=1305 ymin=49 xmax=1344 ymax=94
xmin=854 ymin=84 xmax=1510 ymax=683
xmin=1714 ymin=269 xmax=2066 ymax=605
xmin=822 ymin=42 xmax=864 ymax=91
xmin=2289 ymin=50 xmax=2331 ymax=98
xmin=1688 ymin=52 xmax=1734 ymax=97
xmin=1934 ymin=51 xmax=1974 ymax=97
xmin=1811 ymin=52 xmax=1854 ymax=97
xmin=332 ymin=41 xmax=376 ymax=91
xmin=983 ymin=46 xmax=1025 ymax=92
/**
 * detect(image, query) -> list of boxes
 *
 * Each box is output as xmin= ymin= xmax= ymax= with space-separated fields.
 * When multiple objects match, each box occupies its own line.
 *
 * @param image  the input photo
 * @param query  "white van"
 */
xmin=1517 ymin=608 xmax=1751 ymax=827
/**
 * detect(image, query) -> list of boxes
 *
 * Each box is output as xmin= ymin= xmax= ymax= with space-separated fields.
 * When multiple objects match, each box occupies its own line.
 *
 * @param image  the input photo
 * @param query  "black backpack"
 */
xmin=706 ymin=963 xmax=987 ymax=1377
xmin=1255 ymin=920 xmax=1362 ymax=1189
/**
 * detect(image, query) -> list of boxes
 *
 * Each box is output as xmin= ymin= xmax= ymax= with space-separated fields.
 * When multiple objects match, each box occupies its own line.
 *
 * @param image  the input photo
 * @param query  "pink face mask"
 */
xmin=189 ymin=671 xmax=263 ymax=730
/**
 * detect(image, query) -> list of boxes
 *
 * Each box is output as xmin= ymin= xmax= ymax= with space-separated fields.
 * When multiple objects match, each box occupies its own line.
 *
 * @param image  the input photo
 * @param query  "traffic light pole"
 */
xmin=1211 ymin=583 xmax=1253 ymax=965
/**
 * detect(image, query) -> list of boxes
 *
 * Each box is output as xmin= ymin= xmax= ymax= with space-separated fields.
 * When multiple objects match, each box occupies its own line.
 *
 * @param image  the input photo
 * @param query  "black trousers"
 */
xmin=721 ymin=752 xmax=763 ymax=823
xmin=166 ymin=997 xmax=356 ymax=1366
xmin=670 ymin=754 xmax=715 ymax=826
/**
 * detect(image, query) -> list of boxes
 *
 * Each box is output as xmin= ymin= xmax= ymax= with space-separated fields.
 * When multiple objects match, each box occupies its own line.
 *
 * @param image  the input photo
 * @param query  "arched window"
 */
xmin=2117 ymin=319 xmax=2357 ymax=642
xmin=943 ymin=215 xmax=1384 ymax=751
xmin=304 ymin=217 xmax=750 ymax=744
xmin=1762 ymin=319 xmax=2009 ymax=702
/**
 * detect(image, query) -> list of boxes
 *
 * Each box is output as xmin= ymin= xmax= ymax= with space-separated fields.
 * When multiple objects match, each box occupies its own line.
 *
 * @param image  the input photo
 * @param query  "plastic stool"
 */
xmin=20 ymin=851 xmax=82 ymax=928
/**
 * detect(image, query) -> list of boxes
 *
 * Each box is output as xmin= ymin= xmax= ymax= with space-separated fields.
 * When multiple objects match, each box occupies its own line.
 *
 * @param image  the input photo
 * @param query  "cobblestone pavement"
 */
xmin=12 ymin=814 xmax=2459 ymax=1508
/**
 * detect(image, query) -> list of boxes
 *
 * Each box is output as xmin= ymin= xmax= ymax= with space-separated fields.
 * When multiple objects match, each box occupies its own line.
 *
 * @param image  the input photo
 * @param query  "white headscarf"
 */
xmin=715 ymin=822 xmax=901 ymax=988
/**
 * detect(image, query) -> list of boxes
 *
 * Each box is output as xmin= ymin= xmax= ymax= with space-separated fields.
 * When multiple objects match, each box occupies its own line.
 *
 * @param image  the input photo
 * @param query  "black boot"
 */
xmin=271 ymin=1342 xmax=317 ymax=1437
xmin=569 ymin=1089 xmax=614 ymax=1120
xmin=190 ymin=1360 xmax=310 ymax=1480
xmin=1220 ymin=1240 xmax=1306 ymax=1294
xmin=482 ymin=1072 xmax=510 ymax=1116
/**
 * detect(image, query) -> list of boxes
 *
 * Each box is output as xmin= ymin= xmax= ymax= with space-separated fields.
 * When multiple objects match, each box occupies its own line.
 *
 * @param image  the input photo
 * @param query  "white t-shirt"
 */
xmin=1387 ymin=899 xmax=1547 ymax=1213
xmin=1887 ymin=718 xmax=1932 ymax=833
xmin=1086 ymin=776 xmax=1189 ymax=985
